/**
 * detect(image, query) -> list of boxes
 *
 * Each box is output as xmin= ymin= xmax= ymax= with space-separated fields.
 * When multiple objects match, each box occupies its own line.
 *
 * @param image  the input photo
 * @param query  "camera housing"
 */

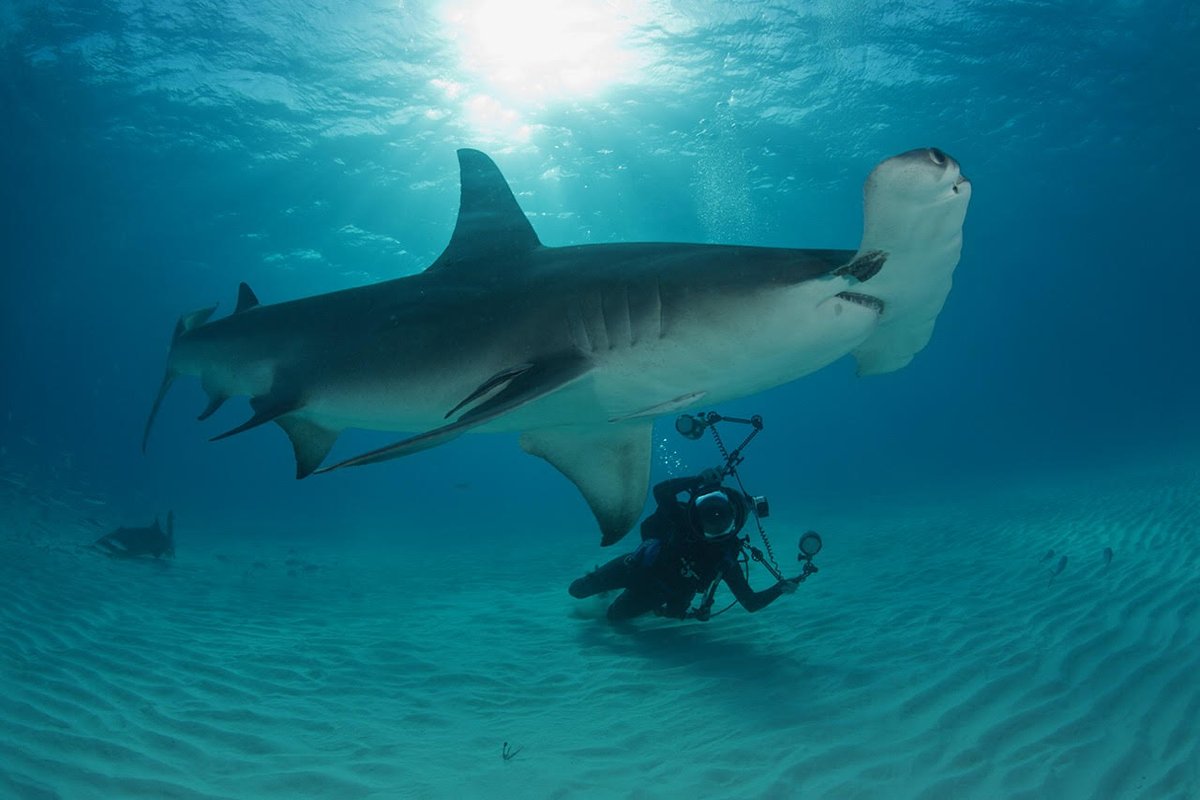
xmin=752 ymin=495 xmax=769 ymax=518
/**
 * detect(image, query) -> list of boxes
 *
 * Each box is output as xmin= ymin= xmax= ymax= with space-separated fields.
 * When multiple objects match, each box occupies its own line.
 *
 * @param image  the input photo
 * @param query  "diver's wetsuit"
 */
xmin=569 ymin=476 xmax=785 ymax=621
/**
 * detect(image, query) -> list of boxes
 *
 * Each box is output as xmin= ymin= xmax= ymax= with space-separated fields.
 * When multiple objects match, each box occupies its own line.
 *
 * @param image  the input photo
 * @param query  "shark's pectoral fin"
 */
xmin=210 ymin=393 xmax=300 ymax=442
xmin=274 ymin=416 xmax=339 ymax=479
xmin=316 ymin=352 xmax=592 ymax=473
xmin=521 ymin=423 xmax=652 ymax=547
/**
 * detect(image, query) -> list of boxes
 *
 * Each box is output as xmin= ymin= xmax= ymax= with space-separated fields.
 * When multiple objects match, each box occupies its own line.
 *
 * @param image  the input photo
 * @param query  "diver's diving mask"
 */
xmin=691 ymin=489 xmax=741 ymax=539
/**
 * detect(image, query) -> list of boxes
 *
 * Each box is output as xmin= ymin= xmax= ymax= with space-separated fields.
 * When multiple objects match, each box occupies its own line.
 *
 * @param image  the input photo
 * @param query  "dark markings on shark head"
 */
xmin=143 ymin=147 xmax=971 ymax=546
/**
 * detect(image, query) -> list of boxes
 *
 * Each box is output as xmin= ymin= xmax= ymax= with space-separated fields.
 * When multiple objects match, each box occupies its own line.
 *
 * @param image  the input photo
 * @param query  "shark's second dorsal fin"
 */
xmin=235 ymin=282 xmax=260 ymax=313
xmin=432 ymin=149 xmax=541 ymax=269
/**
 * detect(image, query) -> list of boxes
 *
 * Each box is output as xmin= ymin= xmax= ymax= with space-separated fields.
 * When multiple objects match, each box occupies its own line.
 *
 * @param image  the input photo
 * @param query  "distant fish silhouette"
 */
xmin=1047 ymin=554 xmax=1068 ymax=587
xmin=1102 ymin=547 xmax=1113 ymax=568
xmin=1039 ymin=549 xmax=1056 ymax=563
xmin=91 ymin=512 xmax=175 ymax=559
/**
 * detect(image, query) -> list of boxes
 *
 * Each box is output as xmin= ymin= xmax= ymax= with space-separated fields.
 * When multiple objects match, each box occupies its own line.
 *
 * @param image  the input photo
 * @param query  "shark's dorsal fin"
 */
xmin=235 ymin=282 xmax=260 ymax=313
xmin=431 ymin=149 xmax=542 ymax=269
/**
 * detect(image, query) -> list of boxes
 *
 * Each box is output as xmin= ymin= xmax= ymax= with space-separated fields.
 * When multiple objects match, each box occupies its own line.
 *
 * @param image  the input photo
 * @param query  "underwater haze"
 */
xmin=2 ymin=1 xmax=1199 ymax=798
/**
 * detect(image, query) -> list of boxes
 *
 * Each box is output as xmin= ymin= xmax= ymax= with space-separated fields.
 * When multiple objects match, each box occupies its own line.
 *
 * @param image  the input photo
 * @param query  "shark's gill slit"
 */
xmin=567 ymin=301 xmax=592 ymax=353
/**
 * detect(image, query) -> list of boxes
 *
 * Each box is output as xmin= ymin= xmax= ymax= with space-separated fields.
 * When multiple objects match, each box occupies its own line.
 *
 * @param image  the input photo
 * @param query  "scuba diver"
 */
xmin=569 ymin=413 xmax=822 ymax=622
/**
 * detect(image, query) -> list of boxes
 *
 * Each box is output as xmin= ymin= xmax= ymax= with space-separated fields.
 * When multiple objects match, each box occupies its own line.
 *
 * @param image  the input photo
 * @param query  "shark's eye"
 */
xmin=928 ymin=148 xmax=947 ymax=166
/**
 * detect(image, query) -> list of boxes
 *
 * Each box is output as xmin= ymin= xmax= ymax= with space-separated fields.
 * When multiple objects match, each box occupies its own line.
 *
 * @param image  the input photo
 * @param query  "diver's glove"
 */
xmin=777 ymin=578 xmax=800 ymax=595
xmin=689 ymin=607 xmax=712 ymax=622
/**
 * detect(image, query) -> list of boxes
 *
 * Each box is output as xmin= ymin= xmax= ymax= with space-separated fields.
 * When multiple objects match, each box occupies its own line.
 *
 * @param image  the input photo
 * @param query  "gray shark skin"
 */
xmin=144 ymin=147 xmax=971 ymax=545
xmin=93 ymin=512 xmax=175 ymax=559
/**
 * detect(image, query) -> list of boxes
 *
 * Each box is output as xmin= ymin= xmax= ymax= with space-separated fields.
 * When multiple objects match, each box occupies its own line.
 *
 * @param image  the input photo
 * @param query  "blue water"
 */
xmin=2 ymin=1 xmax=1200 ymax=796
xmin=3 ymin=2 xmax=1200 ymax=796
xmin=1 ymin=3 xmax=1196 ymax=530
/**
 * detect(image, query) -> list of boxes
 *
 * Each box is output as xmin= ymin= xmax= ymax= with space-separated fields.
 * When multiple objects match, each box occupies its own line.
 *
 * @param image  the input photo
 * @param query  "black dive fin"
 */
xmin=142 ymin=304 xmax=218 ymax=452
xmin=317 ymin=352 xmax=590 ymax=473
xmin=210 ymin=394 xmax=300 ymax=442
xmin=520 ymin=423 xmax=653 ymax=547
xmin=428 ymin=149 xmax=542 ymax=269
xmin=274 ymin=416 xmax=339 ymax=479
xmin=235 ymin=282 xmax=260 ymax=313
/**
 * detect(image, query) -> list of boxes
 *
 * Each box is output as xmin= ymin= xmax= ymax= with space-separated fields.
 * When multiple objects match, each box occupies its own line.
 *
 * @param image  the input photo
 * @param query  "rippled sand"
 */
xmin=2 ymin=455 xmax=1197 ymax=799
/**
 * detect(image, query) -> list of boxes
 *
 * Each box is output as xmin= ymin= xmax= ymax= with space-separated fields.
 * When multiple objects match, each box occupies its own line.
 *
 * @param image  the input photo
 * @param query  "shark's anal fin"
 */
xmin=235 ymin=282 xmax=260 ymax=313
xmin=521 ymin=423 xmax=653 ymax=547
xmin=274 ymin=416 xmax=339 ymax=479
xmin=316 ymin=352 xmax=591 ymax=473
xmin=142 ymin=304 xmax=218 ymax=453
xmin=211 ymin=393 xmax=300 ymax=442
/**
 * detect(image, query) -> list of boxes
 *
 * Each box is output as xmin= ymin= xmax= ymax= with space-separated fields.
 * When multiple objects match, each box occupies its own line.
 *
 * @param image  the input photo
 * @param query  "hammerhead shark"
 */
xmin=144 ymin=147 xmax=971 ymax=545
xmin=92 ymin=512 xmax=175 ymax=559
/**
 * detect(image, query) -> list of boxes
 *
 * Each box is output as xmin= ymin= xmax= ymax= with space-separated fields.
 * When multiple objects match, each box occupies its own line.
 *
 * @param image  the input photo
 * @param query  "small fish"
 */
xmin=1102 ymin=547 xmax=1113 ymax=568
xmin=1039 ymin=549 xmax=1055 ymax=563
xmin=1047 ymin=554 xmax=1068 ymax=587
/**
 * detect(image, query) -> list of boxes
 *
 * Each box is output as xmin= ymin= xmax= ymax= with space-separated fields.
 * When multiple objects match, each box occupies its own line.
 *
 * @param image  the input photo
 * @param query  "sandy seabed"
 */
xmin=1 ymin=453 xmax=1198 ymax=800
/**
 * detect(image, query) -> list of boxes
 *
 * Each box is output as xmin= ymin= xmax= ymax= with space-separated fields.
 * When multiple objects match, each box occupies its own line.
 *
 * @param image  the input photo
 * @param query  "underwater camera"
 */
xmin=751 ymin=495 xmax=769 ymax=518
xmin=674 ymin=412 xmax=716 ymax=440
xmin=798 ymin=530 xmax=823 ymax=561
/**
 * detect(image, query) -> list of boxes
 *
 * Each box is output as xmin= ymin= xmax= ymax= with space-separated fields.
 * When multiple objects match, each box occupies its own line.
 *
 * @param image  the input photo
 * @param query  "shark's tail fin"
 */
xmin=142 ymin=306 xmax=217 ymax=452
